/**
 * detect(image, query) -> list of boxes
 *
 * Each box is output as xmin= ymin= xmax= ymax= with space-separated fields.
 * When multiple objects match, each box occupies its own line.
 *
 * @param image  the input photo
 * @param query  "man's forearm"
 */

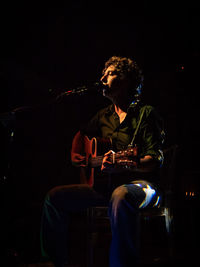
xmin=71 ymin=131 xmax=84 ymax=154
xmin=139 ymin=155 xmax=158 ymax=172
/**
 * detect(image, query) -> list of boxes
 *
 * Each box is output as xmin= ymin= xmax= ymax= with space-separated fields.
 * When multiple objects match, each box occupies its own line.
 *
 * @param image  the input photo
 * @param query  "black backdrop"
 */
xmin=0 ymin=1 xmax=200 ymax=263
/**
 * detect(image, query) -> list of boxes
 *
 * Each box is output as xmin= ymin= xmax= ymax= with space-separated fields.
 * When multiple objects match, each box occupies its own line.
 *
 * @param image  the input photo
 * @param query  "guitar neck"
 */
xmin=89 ymin=153 xmax=118 ymax=168
xmin=89 ymin=146 xmax=138 ymax=168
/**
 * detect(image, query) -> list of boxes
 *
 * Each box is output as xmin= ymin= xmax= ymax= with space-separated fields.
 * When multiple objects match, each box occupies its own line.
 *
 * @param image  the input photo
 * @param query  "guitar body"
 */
xmin=80 ymin=136 xmax=97 ymax=187
xmin=80 ymin=136 xmax=112 ymax=187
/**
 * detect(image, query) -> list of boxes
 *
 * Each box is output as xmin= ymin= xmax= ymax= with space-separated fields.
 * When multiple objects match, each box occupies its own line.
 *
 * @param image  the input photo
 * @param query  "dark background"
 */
xmin=0 ymin=1 xmax=200 ymax=265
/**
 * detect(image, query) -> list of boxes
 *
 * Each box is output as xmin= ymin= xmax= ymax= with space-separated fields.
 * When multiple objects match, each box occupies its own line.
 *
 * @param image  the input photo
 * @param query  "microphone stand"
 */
xmin=55 ymin=82 xmax=101 ymax=100
xmin=0 ymin=81 xmax=102 ymax=127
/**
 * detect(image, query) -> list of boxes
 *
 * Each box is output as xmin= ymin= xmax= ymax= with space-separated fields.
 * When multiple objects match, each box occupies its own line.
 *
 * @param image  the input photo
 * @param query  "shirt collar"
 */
xmin=105 ymin=98 xmax=140 ymax=116
xmin=105 ymin=104 xmax=115 ymax=115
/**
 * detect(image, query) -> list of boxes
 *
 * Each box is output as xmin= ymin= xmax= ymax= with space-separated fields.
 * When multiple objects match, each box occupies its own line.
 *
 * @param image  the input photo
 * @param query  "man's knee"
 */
xmin=109 ymin=185 xmax=129 ymax=217
xmin=44 ymin=186 xmax=63 ymax=205
xmin=111 ymin=185 xmax=128 ymax=202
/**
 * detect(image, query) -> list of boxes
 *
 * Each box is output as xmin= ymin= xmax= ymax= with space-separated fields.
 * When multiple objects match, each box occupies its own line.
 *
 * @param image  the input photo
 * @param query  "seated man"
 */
xmin=40 ymin=56 xmax=164 ymax=267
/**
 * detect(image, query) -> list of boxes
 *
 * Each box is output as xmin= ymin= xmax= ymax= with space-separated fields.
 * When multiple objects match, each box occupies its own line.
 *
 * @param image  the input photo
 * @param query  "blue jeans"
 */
xmin=40 ymin=180 xmax=161 ymax=267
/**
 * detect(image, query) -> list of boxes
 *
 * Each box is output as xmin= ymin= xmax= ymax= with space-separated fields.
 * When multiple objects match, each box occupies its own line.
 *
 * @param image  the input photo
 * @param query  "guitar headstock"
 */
xmin=117 ymin=146 xmax=137 ymax=156
xmin=114 ymin=146 xmax=139 ymax=169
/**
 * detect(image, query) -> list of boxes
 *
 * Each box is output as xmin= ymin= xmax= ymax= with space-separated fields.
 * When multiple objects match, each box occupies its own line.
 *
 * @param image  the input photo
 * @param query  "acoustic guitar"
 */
xmin=80 ymin=135 xmax=138 ymax=187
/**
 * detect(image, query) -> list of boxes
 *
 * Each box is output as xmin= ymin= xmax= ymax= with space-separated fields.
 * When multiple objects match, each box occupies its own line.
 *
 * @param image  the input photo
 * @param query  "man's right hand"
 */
xmin=101 ymin=150 xmax=115 ymax=172
xmin=71 ymin=131 xmax=86 ymax=167
xmin=71 ymin=152 xmax=86 ymax=167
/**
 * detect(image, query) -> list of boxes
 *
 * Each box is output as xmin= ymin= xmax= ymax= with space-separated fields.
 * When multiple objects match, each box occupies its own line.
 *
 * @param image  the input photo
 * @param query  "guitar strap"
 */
xmin=129 ymin=106 xmax=146 ymax=147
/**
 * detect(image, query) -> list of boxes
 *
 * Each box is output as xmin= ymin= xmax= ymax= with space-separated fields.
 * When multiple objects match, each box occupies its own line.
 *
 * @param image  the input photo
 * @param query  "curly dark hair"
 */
xmin=103 ymin=56 xmax=143 ymax=95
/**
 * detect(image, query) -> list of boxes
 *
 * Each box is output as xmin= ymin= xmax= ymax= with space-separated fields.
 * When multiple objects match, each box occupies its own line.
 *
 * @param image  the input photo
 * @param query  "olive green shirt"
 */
xmin=81 ymin=103 xmax=164 ymax=188
xmin=81 ymin=103 xmax=164 ymax=165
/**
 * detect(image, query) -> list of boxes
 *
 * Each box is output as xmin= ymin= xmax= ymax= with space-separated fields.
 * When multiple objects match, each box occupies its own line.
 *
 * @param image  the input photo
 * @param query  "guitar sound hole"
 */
xmin=92 ymin=139 xmax=95 ymax=155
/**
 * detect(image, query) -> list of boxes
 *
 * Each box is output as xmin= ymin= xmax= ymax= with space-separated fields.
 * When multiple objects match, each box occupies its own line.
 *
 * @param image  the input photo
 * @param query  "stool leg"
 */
xmin=86 ymin=208 xmax=94 ymax=267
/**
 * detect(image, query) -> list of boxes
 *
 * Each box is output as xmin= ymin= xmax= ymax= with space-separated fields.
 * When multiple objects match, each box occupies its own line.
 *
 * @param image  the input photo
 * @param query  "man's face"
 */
xmin=100 ymin=65 xmax=128 ymax=98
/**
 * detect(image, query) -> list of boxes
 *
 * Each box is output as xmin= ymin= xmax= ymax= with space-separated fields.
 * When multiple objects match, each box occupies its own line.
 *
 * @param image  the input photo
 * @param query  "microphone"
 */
xmin=54 ymin=82 xmax=103 ymax=100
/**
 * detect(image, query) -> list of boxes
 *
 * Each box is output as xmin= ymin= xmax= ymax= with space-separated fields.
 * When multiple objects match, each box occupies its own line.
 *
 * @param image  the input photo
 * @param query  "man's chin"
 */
xmin=103 ymin=89 xmax=108 ymax=97
xmin=103 ymin=90 xmax=113 ymax=100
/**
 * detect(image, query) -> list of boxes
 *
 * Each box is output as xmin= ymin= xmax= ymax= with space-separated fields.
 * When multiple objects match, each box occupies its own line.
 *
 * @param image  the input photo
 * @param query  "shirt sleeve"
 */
xmin=139 ymin=106 xmax=165 ymax=167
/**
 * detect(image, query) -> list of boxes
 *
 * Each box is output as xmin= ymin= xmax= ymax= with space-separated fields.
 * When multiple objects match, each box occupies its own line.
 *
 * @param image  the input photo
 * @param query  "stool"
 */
xmin=86 ymin=205 xmax=174 ymax=267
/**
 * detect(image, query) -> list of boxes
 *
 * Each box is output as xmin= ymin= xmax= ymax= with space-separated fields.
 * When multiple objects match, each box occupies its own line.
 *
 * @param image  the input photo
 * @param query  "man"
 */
xmin=40 ymin=56 xmax=164 ymax=267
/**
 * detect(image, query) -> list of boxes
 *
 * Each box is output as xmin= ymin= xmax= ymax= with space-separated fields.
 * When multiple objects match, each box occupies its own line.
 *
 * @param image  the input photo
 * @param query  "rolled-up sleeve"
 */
xmin=139 ymin=107 xmax=165 ymax=167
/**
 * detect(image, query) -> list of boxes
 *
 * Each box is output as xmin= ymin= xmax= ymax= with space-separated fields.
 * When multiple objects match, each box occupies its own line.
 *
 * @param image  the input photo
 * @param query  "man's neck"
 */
xmin=107 ymin=86 xmax=131 ymax=113
xmin=113 ymin=97 xmax=130 ymax=114
xmin=114 ymin=104 xmax=128 ymax=124
xmin=114 ymin=105 xmax=126 ymax=115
